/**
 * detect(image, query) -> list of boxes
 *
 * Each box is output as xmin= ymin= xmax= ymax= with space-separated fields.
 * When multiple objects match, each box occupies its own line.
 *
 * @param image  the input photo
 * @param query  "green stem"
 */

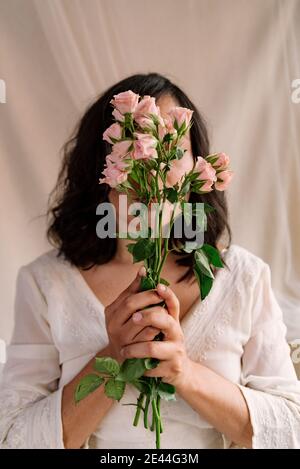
xmin=133 ymin=393 xmax=145 ymax=427
xmin=156 ymin=200 xmax=178 ymax=281
xmin=150 ymin=406 xmax=155 ymax=432
xmin=144 ymin=395 xmax=150 ymax=429
xmin=152 ymin=397 xmax=161 ymax=449
xmin=157 ymin=394 xmax=163 ymax=433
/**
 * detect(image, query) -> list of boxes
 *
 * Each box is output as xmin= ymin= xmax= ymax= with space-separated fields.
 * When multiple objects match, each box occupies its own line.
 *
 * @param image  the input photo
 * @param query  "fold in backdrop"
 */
xmin=0 ymin=0 xmax=299 ymax=354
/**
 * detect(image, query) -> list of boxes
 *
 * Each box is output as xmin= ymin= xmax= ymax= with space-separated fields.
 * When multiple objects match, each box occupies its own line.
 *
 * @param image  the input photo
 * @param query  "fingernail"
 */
xmin=132 ymin=312 xmax=143 ymax=322
xmin=157 ymin=283 xmax=166 ymax=292
xmin=120 ymin=347 xmax=125 ymax=356
xmin=139 ymin=266 xmax=146 ymax=277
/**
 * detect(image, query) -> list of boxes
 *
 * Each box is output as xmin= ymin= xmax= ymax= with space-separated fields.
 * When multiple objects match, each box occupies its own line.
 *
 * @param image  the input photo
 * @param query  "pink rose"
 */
xmin=195 ymin=156 xmax=217 ymax=181
xmin=134 ymin=95 xmax=160 ymax=129
xmin=112 ymin=108 xmax=125 ymax=122
xmin=168 ymin=106 xmax=193 ymax=129
xmin=109 ymin=140 xmax=132 ymax=159
xmin=99 ymin=160 xmax=128 ymax=188
xmin=158 ymin=119 xmax=167 ymax=140
xmin=102 ymin=123 xmax=122 ymax=144
xmin=214 ymin=170 xmax=234 ymax=191
xmin=207 ymin=152 xmax=230 ymax=170
xmin=110 ymin=90 xmax=140 ymax=114
xmin=106 ymin=152 xmax=129 ymax=169
xmin=99 ymin=155 xmax=129 ymax=187
xmin=194 ymin=156 xmax=217 ymax=192
xmin=158 ymin=114 xmax=178 ymax=140
xmin=132 ymin=133 xmax=158 ymax=160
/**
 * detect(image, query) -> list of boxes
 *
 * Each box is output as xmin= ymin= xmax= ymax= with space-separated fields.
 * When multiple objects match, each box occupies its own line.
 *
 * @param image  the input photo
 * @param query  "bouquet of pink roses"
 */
xmin=74 ymin=90 xmax=233 ymax=449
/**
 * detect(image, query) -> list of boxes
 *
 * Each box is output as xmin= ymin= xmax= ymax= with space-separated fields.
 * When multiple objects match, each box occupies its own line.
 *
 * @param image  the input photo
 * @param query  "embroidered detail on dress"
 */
xmin=0 ymin=388 xmax=44 ymax=448
xmin=62 ymin=308 xmax=87 ymax=350
xmin=198 ymin=310 xmax=232 ymax=362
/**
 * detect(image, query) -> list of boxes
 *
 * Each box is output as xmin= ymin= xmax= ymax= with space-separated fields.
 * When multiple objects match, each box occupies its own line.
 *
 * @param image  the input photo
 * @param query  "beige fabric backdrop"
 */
xmin=0 ymin=0 xmax=299 ymax=352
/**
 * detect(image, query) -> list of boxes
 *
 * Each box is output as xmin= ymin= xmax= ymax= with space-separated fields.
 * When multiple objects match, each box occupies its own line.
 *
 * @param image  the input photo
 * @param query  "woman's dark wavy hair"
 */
xmin=47 ymin=72 xmax=231 ymax=282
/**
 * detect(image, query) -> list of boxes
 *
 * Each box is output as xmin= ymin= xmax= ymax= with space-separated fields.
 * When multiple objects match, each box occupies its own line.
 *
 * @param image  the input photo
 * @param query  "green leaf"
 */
xmin=162 ymin=133 xmax=174 ymax=143
xmin=140 ymin=275 xmax=156 ymax=291
xmin=132 ymin=238 xmax=156 ymax=263
xmin=130 ymin=379 xmax=151 ymax=394
xmin=144 ymin=357 xmax=160 ymax=370
xmin=129 ymin=170 xmax=140 ymax=184
xmin=165 ymin=187 xmax=178 ymax=203
xmin=194 ymin=250 xmax=214 ymax=279
xmin=157 ymin=381 xmax=176 ymax=401
xmin=193 ymin=265 xmax=214 ymax=300
xmin=181 ymin=181 xmax=190 ymax=196
xmin=75 ymin=374 xmax=104 ymax=403
xmin=200 ymin=244 xmax=224 ymax=268
xmin=205 ymin=153 xmax=219 ymax=165
xmin=94 ymin=357 xmax=120 ymax=377
xmin=200 ymin=274 xmax=213 ymax=298
xmin=159 ymin=277 xmax=170 ymax=287
xmin=127 ymin=243 xmax=135 ymax=254
xmin=182 ymin=242 xmax=198 ymax=253
xmin=116 ymin=358 xmax=146 ymax=382
xmin=105 ymin=378 xmax=126 ymax=401
xmin=175 ymin=147 xmax=185 ymax=160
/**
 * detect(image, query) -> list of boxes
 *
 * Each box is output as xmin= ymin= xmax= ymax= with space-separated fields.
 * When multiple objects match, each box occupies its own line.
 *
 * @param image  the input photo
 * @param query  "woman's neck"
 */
xmin=113 ymin=237 xmax=134 ymax=264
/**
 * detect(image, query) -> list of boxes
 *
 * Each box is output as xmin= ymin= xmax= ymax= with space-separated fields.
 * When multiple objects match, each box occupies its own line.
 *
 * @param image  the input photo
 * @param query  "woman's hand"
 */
xmin=120 ymin=283 xmax=193 ymax=388
xmin=104 ymin=266 xmax=164 ymax=362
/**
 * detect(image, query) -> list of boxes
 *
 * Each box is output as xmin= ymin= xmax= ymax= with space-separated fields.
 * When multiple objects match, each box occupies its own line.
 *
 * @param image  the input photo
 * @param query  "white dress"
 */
xmin=1 ymin=244 xmax=300 ymax=449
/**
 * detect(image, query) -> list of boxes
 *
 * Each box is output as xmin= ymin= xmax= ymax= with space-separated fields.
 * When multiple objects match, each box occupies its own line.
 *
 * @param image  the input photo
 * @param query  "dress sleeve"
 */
xmin=0 ymin=266 xmax=65 ymax=448
xmin=238 ymin=262 xmax=300 ymax=448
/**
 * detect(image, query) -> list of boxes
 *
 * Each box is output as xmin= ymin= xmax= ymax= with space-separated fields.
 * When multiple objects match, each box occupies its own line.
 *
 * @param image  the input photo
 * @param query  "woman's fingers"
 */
xmin=116 ymin=290 xmax=163 ymax=326
xmin=107 ymin=289 xmax=163 ymax=329
xmin=120 ymin=308 xmax=162 ymax=345
xmin=132 ymin=306 xmax=178 ymax=340
xmin=156 ymin=284 xmax=180 ymax=321
xmin=143 ymin=361 xmax=170 ymax=378
xmin=111 ymin=266 xmax=146 ymax=312
xmin=105 ymin=266 xmax=145 ymax=321
xmin=121 ymin=339 xmax=176 ymax=360
xmin=124 ymin=265 xmax=146 ymax=295
xmin=130 ymin=326 xmax=161 ymax=344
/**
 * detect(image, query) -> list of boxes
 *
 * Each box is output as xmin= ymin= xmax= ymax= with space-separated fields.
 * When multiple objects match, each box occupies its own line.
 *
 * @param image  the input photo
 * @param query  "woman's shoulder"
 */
xmin=17 ymin=248 xmax=73 ymax=296
xmin=224 ymin=243 xmax=269 ymax=284
xmin=23 ymin=247 xmax=68 ymax=272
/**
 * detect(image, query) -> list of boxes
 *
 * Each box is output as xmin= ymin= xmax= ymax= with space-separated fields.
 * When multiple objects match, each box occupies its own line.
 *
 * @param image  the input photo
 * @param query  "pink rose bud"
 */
xmin=168 ymin=106 xmax=193 ymax=129
xmin=164 ymin=115 xmax=178 ymax=136
xmin=112 ymin=108 xmax=125 ymax=122
xmin=103 ymin=123 xmax=122 ymax=144
xmin=195 ymin=157 xmax=217 ymax=181
xmin=132 ymin=133 xmax=158 ymax=160
xmin=110 ymin=140 xmax=132 ymax=159
xmin=194 ymin=156 xmax=217 ymax=193
xmin=106 ymin=153 xmax=130 ymax=170
xmin=134 ymin=95 xmax=160 ymax=129
xmin=200 ymin=180 xmax=215 ymax=192
xmin=214 ymin=170 xmax=234 ymax=191
xmin=110 ymin=90 xmax=140 ymax=114
xmin=99 ymin=161 xmax=128 ymax=188
xmin=213 ymin=152 xmax=230 ymax=170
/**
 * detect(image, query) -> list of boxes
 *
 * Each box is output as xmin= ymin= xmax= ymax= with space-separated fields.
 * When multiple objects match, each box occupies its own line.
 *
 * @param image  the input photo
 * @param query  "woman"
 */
xmin=1 ymin=73 xmax=300 ymax=449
